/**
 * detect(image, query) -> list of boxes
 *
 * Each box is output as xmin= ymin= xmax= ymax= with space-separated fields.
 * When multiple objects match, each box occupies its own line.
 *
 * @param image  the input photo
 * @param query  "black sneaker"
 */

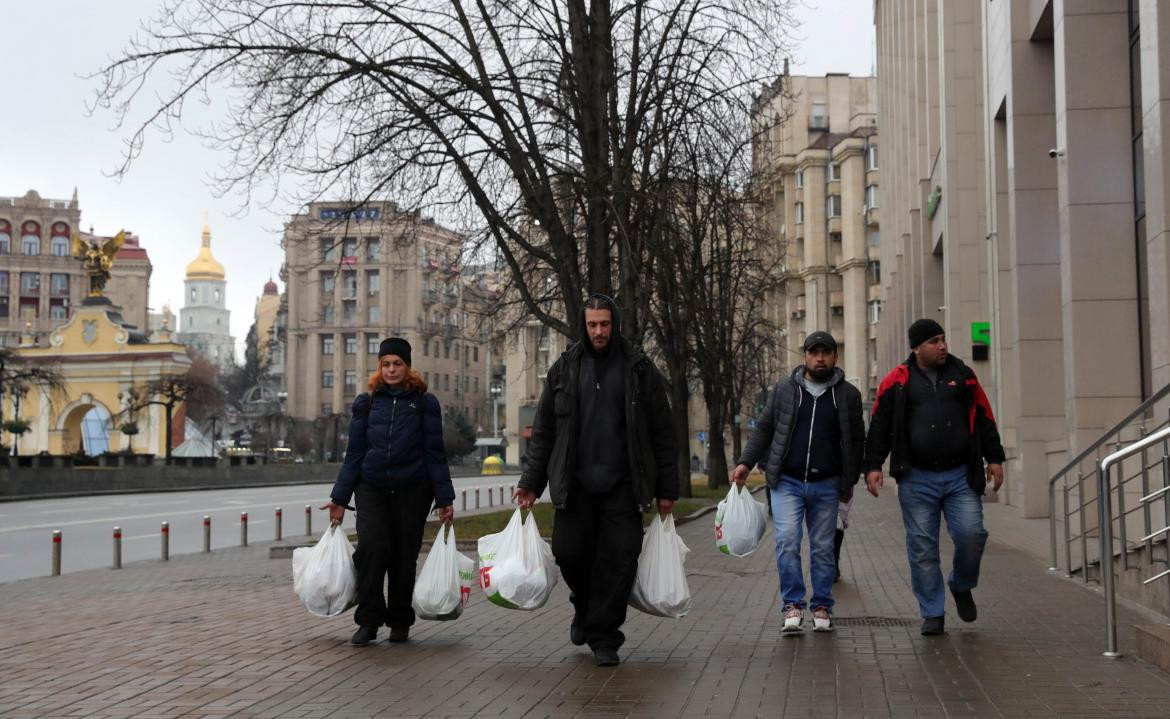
xmin=387 ymin=626 xmax=410 ymax=643
xmin=921 ymin=616 xmax=945 ymax=636
xmin=593 ymin=648 xmax=620 ymax=667
xmin=350 ymin=626 xmax=378 ymax=645
xmin=570 ymin=617 xmax=586 ymax=646
xmin=950 ymin=587 xmax=977 ymax=622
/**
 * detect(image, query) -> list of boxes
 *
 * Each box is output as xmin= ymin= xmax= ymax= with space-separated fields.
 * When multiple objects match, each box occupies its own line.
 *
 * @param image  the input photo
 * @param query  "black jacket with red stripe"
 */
xmin=863 ymin=354 xmax=1005 ymax=493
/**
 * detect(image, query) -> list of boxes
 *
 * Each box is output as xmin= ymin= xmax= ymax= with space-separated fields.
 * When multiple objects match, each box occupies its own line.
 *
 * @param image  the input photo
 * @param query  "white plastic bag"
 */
xmin=477 ymin=508 xmax=558 ymax=610
xmin=629 ymin=514 xmax=691 ymax=618
xmin=715 ymin=484 xmax=769 ymax=557
xmin=292 ymin=524 xmax=358 ymax=617
xmin=412 ymin=523 xmax=477 ymax=621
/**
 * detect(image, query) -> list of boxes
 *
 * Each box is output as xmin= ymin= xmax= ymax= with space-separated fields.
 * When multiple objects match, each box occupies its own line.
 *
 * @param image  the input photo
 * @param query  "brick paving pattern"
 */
xmin=2 ymin=490 xmax=1170 ymax=717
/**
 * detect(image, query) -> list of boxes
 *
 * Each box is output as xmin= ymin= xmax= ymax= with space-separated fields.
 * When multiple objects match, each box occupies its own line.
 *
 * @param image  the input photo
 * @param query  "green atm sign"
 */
xmin=972 ymin=321 xmax=990 ymax=346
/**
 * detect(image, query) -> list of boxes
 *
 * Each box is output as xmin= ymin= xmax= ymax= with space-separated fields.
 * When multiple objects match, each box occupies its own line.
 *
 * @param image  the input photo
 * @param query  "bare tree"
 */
xmin=0 ymin=349 xmax=66 ymax=456
xmin=92 ymin=0 xmax=795 ymax=345
xmin=124 ymin=361 xmax=226 ymax=460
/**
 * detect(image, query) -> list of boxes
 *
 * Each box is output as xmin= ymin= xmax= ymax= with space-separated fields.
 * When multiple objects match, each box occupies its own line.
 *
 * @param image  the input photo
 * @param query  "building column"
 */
xmin=1140 ymin=0 xmax=1170 ymax=393
xmin=1054 ymin=2 xmax=1143 ymax=454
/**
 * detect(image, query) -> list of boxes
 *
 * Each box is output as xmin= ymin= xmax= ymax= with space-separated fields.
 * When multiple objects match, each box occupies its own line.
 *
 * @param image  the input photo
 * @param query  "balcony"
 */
xmin=442 ymin=322 xmax=459 ymax=338
xmin=422 ymin=288 xmax=438 ymax=305
xmin=443 ymin=291 xmax=459 ymax=307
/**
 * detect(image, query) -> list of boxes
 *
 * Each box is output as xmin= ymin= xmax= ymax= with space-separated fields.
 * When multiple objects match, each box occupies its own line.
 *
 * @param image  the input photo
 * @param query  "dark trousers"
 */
xmin=551 ymin=481 xmax=643 ymax=651
xmin=352 ymin=480 xmax=435 ymax=629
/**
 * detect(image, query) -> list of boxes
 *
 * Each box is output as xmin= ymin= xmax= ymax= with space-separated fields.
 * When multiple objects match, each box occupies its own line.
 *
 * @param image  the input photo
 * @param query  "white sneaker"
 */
xmin=782 ymin=605 xmax=803 ymax=633
xmin=812 ymin=607 xmax=833 ymax=632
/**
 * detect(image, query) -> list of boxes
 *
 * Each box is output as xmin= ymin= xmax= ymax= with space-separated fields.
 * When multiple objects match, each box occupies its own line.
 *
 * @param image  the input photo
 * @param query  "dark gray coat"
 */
xmin=737 ymin=366 xmax=865 ymax=496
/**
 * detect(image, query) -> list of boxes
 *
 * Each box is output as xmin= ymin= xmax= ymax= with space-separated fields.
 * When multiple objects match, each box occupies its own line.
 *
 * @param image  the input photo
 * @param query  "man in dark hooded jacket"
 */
xmin=515 ymin=294 xmax=678 ymax=667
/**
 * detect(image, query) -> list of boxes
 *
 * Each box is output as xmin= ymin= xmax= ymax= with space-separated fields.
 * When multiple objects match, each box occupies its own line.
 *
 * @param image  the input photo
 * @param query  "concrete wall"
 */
xmin=0 ymin=463 xmax=339 ymax=500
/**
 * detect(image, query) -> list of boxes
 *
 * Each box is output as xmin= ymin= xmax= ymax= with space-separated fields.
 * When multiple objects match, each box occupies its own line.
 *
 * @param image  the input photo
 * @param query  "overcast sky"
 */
xmin=0 ymin=0 xmax=873 ymax=362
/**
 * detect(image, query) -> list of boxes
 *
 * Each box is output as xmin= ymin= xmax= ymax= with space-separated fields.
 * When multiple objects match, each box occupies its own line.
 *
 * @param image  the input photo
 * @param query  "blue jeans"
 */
xmin=770 ymin=474 xmax=839 ymax=611
xmin=897 ymin=465 xmax=989 ymax=618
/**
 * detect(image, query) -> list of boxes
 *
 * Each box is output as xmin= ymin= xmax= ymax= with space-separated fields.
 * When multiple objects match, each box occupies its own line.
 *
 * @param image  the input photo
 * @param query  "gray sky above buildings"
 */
xmin=0 ymin=0 xmax=874 ymax=361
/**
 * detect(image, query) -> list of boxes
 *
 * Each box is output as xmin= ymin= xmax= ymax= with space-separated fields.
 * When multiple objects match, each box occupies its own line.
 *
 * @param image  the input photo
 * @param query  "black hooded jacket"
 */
xmin=519 ymin=294 xmax=679 ymax=509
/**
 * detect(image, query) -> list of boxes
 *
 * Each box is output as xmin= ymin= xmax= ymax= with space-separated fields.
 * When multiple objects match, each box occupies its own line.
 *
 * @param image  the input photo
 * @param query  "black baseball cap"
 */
xmin=803 ymin=331 xmax=838 ymax=353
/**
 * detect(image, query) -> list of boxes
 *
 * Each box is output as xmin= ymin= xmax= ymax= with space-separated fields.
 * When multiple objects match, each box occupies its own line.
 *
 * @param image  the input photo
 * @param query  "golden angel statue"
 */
xmin=72 ymin=230 xmax=126 ymax=298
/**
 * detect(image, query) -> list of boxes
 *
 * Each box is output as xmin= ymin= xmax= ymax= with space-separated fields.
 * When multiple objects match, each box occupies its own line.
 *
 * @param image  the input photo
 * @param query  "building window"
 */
xmin=865 ymin=185 xmax=880 ymax=209
xmin=344 ymin=370 xmax=357 ymax=393
xmin=444 ymin=374 xmax=450 ymax=391
xmin=342 ymin=300 xmax=357 ymax=324
xmin=321 ymin=335 xmax=334 ymax=355
xmin=320 ymin=402 xmax=333 ymax=416
xmin=344 ymin=334 xmax=357 ymax=354
xmin=454 ymin=344 xmax=460 ymax=360
xmin=0 ymin=222 xmax=10 ymax=254
xmin=444 ymin=343 xmax=451 ymax=359
xmin=794 ymin=202 xmax=804 ymax=225
xmin=810 ymin=101 xmax=827 ymax=129
xmin=433 ymin=341 xmax=440 ymax=357
xmin=827 ymin=195 xmax=841 ymax=218
xmin=321 ymin=370 xmax=334 ymax=388
xmin=80 ymin=405 xmax=111 ymax=456
xmin=866 ymin=145 xmax=878 ymax=171
xmin=342 ymin=271 xmax=357 ymax=298
xmin=0 ymin=272 xmax=7 ymax=320
xmin=368 ymin=305 xmax=380 ymax=323
xmin=366 ymin=270 xmax=379 ymax=296
xmin=473 ymin=347 xmax=479 ymax=363
xmin=21 ymin=234 xmax=39 ymax=255
xmin=866 ymin=259 xmax=881 ymax=285
xmin=367 ymin=334 xmax=380 ymax=354
xmin=320 ymin=272 xmax=335 ymax=295
xmin=20 ymin=272 xmax=39 ymax=294
xmin=342 ymin=237 xmax=358 ymax=257
xmin=322 ymin=305 xmax=335 ymax=323
xmin=50 ymin=273 xmax=69 ymax=296
xmin=320 ymin=238 xmax=337 ymax=262
xmin=365 ymin=237 xmax=381 ymax=261
xmin=794 ymin=170 xmax=804 ymax=189
xmin=868 ymin=299 xmax=882 ymax=325
xmin=191 ymin=288 xmax=197 ymax=302
xmin=826 ymin=163 xmax=839 ymax=182
xmin=50 ymin=236 xmax=69 ymax=256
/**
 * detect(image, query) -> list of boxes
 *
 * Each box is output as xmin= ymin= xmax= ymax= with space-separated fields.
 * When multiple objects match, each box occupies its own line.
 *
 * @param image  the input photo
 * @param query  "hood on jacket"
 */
xmin=580 ymin=293 xmax=623 ymax=355
xmin=789 ymin=364 xmax=846 ymax=389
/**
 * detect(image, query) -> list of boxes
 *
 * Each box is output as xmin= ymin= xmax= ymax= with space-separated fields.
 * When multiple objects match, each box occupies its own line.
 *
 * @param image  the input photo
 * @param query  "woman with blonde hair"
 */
xmin=322 ymin=337 xmax=455 ymax=645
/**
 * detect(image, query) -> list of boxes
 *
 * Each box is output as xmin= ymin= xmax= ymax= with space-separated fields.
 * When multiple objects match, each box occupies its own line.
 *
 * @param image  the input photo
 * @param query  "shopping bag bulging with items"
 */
xmin=629 ymin=513 xmax=691 ymax=618
xmin=477 ymin=507 xmax=557 ymax=610
xmin=714 ymin=484 xmax=769 ymax=556
xmin=412 ymin=523 xmax=477 ymax=621
xmin=292 ymin=524 xmax=358 ymax=617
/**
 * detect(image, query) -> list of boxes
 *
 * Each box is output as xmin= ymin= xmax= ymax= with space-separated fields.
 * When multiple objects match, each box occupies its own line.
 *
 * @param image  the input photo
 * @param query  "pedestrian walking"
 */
xmin=732 ymin=331 xmax=864 ymax=633
xmin=863 ymin=319 xmax=1005 ymax=635
xmin=514 ymin=294 xmax=677 ymax=666
xmin=321 ymin=337 xmax=456 ymax=645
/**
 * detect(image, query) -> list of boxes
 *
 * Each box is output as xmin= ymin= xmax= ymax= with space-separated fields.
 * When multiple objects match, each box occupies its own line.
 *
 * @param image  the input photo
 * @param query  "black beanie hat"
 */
xmin=378 ymin=337 xmax=412 ymax=365
xmin=908 ymin=319 xmax=945 ymax=349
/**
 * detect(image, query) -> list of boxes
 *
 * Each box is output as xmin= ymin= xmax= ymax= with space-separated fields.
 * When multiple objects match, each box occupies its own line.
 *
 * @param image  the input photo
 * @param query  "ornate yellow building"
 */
xmin=3 ymin=298 xmax=191 ymax=456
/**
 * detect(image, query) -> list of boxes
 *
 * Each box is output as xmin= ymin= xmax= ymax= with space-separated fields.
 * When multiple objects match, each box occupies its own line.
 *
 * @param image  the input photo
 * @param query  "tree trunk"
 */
xmin=704 ymin=385 xmax=729 ymax=489
xmin=729 ymin=396 xmax=743 ymax=462
xmin=164 ymin=403 xmax=174 ymax=462
xmin=668 ymin=374 xmax=692 ymax=498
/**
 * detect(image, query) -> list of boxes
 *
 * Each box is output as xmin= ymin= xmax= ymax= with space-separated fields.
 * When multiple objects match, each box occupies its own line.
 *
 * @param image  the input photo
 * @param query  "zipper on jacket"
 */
xmin=804 ymin=392 xmax=817 ymax=482
xmin=387 ymin=397 xmax=398 ymax=463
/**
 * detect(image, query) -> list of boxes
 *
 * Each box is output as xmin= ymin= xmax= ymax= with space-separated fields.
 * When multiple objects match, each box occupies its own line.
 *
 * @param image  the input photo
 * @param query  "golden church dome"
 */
xmin=185 ymin=224 xmax=226 ymax=280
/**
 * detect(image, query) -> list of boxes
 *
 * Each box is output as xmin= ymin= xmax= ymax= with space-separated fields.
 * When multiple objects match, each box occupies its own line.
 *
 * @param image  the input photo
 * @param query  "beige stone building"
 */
xmin=282 ymin=202 xmax=491 ymax=432
xmin=0 ymin=189 xmax=151 ymax=349
xmin=874 ymin=0 xmax=1170 ymax=519
xmin=752 ymin=74 xmax=883 ymax=402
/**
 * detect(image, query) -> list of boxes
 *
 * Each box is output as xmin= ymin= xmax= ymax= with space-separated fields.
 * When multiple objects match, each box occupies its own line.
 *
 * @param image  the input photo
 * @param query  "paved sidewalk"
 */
xmin=2 ymin=490 xmax=1170 ymax=718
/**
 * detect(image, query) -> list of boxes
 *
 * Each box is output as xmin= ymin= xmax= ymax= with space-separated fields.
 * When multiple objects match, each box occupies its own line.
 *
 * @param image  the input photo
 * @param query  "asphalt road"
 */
xmin=0 ymin=473 xmax=524 ymax=584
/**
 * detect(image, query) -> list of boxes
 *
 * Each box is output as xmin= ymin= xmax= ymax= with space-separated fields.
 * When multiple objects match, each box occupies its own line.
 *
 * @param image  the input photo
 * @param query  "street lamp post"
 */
xmin=490 ymin=384 xmax=501 ymax=438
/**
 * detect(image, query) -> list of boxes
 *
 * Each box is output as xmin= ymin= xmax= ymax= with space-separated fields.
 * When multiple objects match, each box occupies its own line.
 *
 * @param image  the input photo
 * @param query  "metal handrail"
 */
xmin=1097 ymin=424 xmax=1170 ymax=658
xmin=1048 ymin=382 xmax=1170 ymax=572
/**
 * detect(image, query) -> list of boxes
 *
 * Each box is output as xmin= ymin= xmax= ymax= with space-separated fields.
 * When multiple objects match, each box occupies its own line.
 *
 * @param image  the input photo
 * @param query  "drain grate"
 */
xmin=832 ymin=616 xmax=917 ymax=627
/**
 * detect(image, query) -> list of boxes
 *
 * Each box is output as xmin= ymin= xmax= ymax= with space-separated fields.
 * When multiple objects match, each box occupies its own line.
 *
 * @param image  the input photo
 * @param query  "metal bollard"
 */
xmin=51 ymin=530 xmax=61 ymax=576
xmin=203 ymin=515 xmax=211 ymax=553
xmin=462 ymin=489 xmax=467 ymax=511
xmin=305 ymin=504 xmax=312 ymax=536
xmin=475 ymin=487 xmax=481 ymax=509
xmin=240 ymin=512 xmax=248 ymax=547
xmin=112 ymin=526 xmax=122 ymax=569
xmin=275 ymin=507 xmax=282 ymax=541
xmin=161 ymin=522 xmax=169 ymax=561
